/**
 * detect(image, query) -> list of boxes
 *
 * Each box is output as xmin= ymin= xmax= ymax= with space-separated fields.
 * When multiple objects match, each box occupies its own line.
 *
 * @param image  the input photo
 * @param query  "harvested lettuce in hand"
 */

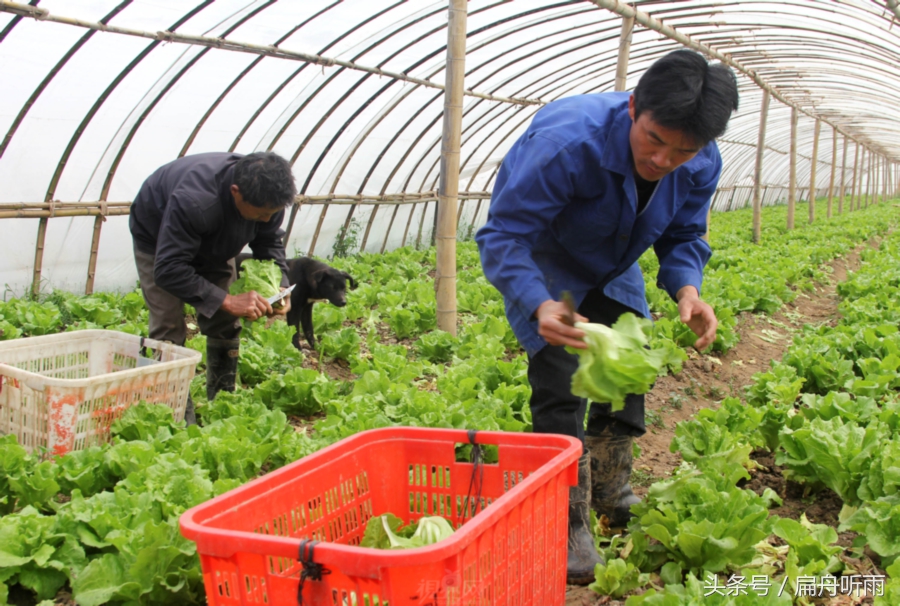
xmin=229 ymin=259 xmax=281 ymax=299
xmin=568 ymin=313 xmax=666 ymax=412
xmin=361 ymin=513 xmax=455 ymax=549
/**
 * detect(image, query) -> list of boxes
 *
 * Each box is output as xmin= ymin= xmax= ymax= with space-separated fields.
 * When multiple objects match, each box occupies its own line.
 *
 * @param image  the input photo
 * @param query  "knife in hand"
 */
xmin=267 ymin=284 xmax=296 ymax=307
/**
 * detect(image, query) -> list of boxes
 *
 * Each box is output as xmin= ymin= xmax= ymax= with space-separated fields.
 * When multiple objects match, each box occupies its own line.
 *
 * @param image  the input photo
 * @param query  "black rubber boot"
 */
xmin=586 ymin=434 xmax=641 ymax=528
xmin=206 ymin=338 xmax=240 ymax=402
xmin=567 ymin=453 xmax=604 ymax=585
xmin=183 ymin=395 xmax=197 ymax=426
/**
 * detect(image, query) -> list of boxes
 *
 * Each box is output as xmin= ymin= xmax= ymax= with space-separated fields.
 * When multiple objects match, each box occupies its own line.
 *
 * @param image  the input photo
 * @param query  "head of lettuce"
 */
xmin=567 ymin=313 xmax=668 ymax=412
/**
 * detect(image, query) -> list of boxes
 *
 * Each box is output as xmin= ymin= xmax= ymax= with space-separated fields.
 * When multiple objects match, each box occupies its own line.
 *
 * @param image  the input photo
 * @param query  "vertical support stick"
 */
xmin=826 ymin=127 xmax=837 ymax=219
xmin=85 ymin=215 xmax=104 ymax=295
xmin=32 ymin=217 xmax=48 ymax=298
xmin=751 ymin=91 xmax=770 ymax=244
xmin=838 ymin=135 xmax=848 ymax=214
xmin=614 ymin=14 xmax=635 ymax=92
xmin=435 ymin=0 xmax=467 ymax=336
xmin=808 ymin=119 xmax=820 ymax=224
xmin=787 ymin=107 xmax=797 ymax=230
xmin=850 ymin=143 xmax=860 ymax=211
xmin=863 ymin=150 xmax=872 ymax=208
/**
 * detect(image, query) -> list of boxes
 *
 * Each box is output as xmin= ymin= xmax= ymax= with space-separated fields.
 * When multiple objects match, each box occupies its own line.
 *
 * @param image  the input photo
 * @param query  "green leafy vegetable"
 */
xmin=360 ymin=514 xmax=454 ymax=549
xmin=568 ymin=314 xmax=666 ymax=411
xmin=229 ymin=259 xmax=281 ymax=299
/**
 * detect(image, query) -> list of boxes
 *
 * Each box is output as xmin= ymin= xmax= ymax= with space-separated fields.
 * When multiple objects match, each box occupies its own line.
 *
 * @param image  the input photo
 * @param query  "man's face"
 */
xmin=231 ymin=185 xmax=279 ymax=222
xmin=628 ymin=95 xmax=703 ymax=182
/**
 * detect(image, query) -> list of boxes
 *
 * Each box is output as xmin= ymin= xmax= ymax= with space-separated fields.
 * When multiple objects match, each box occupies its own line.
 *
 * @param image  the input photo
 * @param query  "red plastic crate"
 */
xmin=180 ymin=427 xmax=581 ymax=606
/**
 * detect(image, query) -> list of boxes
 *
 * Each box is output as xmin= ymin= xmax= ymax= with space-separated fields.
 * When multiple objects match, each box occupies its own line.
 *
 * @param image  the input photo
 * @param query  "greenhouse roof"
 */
xmin=1 ymin=0 xmax=898 ymax=293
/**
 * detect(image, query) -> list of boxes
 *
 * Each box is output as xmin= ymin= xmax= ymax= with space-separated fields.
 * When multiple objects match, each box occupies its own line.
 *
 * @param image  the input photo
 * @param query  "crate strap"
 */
xmin=297 ymin=539 xmax=330 ymax=605
xmin=462 ymin=429 xmax=485 ymax=520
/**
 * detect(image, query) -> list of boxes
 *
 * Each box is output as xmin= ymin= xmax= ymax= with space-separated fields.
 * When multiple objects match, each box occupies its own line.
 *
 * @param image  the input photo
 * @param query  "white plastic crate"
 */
xmin=0 ymin=330 xmax=201 ymax=456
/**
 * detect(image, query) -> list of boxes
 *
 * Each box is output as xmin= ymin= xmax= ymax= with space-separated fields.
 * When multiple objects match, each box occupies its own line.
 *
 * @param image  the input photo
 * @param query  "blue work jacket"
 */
xmin=476 ymin=92 xmax=720 ymax=356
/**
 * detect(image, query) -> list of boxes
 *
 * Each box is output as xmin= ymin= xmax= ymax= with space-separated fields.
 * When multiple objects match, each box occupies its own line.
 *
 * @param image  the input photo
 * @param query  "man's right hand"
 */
xmin=221 ymin=292 xmax=273 ymax=321
xmin=536 ymin=299 xmax=589 ymax=349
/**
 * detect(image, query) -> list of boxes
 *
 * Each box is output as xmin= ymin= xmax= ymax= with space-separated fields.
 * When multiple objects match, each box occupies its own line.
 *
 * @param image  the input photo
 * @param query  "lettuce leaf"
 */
xmin=568 ymin=314 xmax=666 ymax=411
xmin=229 ymin=259 xmax=281 ymax=299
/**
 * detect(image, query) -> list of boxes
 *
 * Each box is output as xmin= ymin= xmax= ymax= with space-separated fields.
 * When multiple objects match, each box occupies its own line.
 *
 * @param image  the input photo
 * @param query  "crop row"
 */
xmin=596 ymin=215 xmax=900 ymax=604
xmin=0 ymin=201 xmax=894 ymax=605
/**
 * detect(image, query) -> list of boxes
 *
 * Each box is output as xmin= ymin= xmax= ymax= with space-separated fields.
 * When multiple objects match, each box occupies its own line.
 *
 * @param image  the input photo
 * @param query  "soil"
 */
xmin=564 ymin=241 xmax=887 ymax=606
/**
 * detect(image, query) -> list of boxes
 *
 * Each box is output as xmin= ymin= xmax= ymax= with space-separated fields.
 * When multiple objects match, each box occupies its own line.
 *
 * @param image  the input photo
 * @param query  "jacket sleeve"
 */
xmin=153 ymin=196 xmax=227 ymax=319
xmin=475 ymin=135 xmax=577 ymax=321
xmin=248 ymin=208 xmax=290 ymax=288
xmin=653 ymin=151 xmax=720 ymax=301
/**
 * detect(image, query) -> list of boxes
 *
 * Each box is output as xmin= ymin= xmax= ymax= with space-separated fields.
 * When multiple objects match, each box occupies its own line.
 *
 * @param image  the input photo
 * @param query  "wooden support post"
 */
xmin=85 ymin=214 xmax=104 ymax=295
xmin=787 ymin=107 xmax=797 ymax=230
xmin=360 ymin=205 xmax=378 ymax=252
xmin=838 ymin=135 xmax=848 ymax=214
xmin=752 ymin=91 xmax=770 ymax=244
xmin=31 ymin=217 xmax=48 ymax=298
xmin=808 ymin=119 xmax=820 ymax=224
xmin=872 ymin=154 xmax=883 ymax=204
xmin=435 ymin=0 xmax=467 ymax=335
xmin=827 ymin=127 xmax=836 ymax=219
xmin=307 ymin=205 xmax=328 ymax=257
xmin=614 ymin=14 xmax=634 ymax=92
xmin=866 ymin=151 xmax=872 ymax=208
xmin=856 ymin=148 xmax=865 ymax=211
xmin=851 ymin=143 xmax=860 ymax=211
xmin=381 ymin=206 xmax=400 ymax=254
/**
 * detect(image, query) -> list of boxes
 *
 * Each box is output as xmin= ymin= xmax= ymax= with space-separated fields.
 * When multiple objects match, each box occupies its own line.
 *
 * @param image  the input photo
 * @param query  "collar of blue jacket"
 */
xmin=475 ymin=92 xmax=721 ymax=356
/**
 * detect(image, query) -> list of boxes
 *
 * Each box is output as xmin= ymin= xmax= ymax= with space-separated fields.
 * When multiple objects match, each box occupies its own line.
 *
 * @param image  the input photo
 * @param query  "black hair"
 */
xmin=632 ymin=50 xmax=739 ymax=146
xmin=233 ymin=151 xmax=297 ymax=209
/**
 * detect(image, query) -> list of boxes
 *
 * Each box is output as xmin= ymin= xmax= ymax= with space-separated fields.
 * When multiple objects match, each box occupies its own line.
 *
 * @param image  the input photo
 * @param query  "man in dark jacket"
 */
xmin=130 ymin=151 xmax=296 ymax=423
xmin=476 ymin=50 xmax=739 ymax=584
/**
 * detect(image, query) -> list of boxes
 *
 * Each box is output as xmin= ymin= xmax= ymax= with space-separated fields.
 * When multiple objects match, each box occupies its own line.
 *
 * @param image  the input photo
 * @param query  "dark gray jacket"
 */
xmin=130 ymin=152 xmax=289 ymax=318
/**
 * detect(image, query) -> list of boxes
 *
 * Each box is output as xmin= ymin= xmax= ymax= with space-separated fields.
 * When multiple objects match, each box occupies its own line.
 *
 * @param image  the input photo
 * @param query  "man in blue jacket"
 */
xmin=476 ymin=50 xmax=739 ymax=584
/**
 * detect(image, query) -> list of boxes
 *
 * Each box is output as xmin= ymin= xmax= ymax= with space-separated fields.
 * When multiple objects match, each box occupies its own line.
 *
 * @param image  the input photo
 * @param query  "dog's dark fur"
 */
xmin=234 ymin=253 xmax=357 ymax=349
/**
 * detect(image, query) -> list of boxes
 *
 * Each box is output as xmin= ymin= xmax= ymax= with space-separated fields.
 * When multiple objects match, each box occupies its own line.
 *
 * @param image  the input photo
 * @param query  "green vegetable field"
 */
xmin=1 ymin=201 xmax=898 ymax=605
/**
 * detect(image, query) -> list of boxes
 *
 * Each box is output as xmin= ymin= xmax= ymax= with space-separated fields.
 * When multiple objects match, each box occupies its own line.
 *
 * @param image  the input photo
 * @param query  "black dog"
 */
xmin=234 ymin=253 xmax=357 ymax=349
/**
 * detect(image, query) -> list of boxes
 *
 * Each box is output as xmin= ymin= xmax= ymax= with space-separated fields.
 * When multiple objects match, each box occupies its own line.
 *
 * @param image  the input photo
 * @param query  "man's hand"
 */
xmin=269 ymin=287 xmax=291 ymax=317
xmin=676 ymin=285 xmax=717 ymax=350
xmin=221 ymin=292 xmax=272 ymax=321
xmin=536 ymin=299 xmax=589 ymax=349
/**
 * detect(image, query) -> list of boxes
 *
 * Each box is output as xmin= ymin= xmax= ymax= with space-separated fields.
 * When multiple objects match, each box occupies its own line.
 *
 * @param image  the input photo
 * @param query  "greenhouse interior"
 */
xmin=1 ymin=0 xmax=899 ymax=604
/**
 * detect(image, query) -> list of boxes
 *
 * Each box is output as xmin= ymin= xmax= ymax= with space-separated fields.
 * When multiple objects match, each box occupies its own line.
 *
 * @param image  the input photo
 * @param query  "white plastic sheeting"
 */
xmin=0 ymin=0 xmax=898 ymax=295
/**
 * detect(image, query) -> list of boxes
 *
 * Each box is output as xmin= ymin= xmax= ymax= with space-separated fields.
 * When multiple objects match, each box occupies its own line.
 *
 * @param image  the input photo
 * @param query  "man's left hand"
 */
xmin=269 ymin=287 xmax=291 ymax=317
xmin=676 ymin=285 xmax=717 ymax=350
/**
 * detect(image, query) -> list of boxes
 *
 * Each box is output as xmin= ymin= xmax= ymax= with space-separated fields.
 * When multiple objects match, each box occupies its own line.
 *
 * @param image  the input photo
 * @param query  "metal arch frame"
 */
xmin=1 ymin=0 xmax=899 ymax=284
xmin=289 ymin=1 xmax=601 ymax=253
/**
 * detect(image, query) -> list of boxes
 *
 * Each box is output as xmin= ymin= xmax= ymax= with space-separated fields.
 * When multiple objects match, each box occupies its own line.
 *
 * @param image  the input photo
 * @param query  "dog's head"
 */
xmin=307 ymin=266 xmax=358 ymax=307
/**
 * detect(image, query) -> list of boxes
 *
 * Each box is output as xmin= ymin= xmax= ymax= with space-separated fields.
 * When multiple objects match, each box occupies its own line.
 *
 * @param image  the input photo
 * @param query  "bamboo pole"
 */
xmin=415 ymin=202 xmax=428 ymax=250
xmin=808 ymin=119 xmax=821 ymax=224
xmin=838 ymin=135 xmax=848 ymax=214
xmin=614 ymin=14 xmax=634 ymax=92
xmin=866 ymin=151 xmax=872 ymax=208
xmin=787 ymin=107 xmax=797 ymax=230
xmin=435 ymin=0 xmax=467 ymax=334
xmin=85 ymin=215 xmax=104 ymax=295
xmin=381 ymin=206 xmax=400 ymax=254
xmin=752 ymin=91 xmax=770 ymax=244
xmin=31 ymin=218 xmax=48 ymax=298
xmin=826 ymin=127 xmax=837 ymax=219
xmin=856 ymin=148 xmax=869 ymax=210
xmin=402 ymin=203 xmax=418 ymax=248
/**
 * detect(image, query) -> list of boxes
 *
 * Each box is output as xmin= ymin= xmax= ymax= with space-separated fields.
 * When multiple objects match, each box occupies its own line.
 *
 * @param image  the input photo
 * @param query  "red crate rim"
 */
xmin=180 ymin=427 xmax=581 ymax=567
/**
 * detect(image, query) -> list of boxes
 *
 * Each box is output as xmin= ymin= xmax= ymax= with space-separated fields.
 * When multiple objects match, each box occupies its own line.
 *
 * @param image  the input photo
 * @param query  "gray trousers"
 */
xmin=133 ymin=245 xmax=241 ymax=346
